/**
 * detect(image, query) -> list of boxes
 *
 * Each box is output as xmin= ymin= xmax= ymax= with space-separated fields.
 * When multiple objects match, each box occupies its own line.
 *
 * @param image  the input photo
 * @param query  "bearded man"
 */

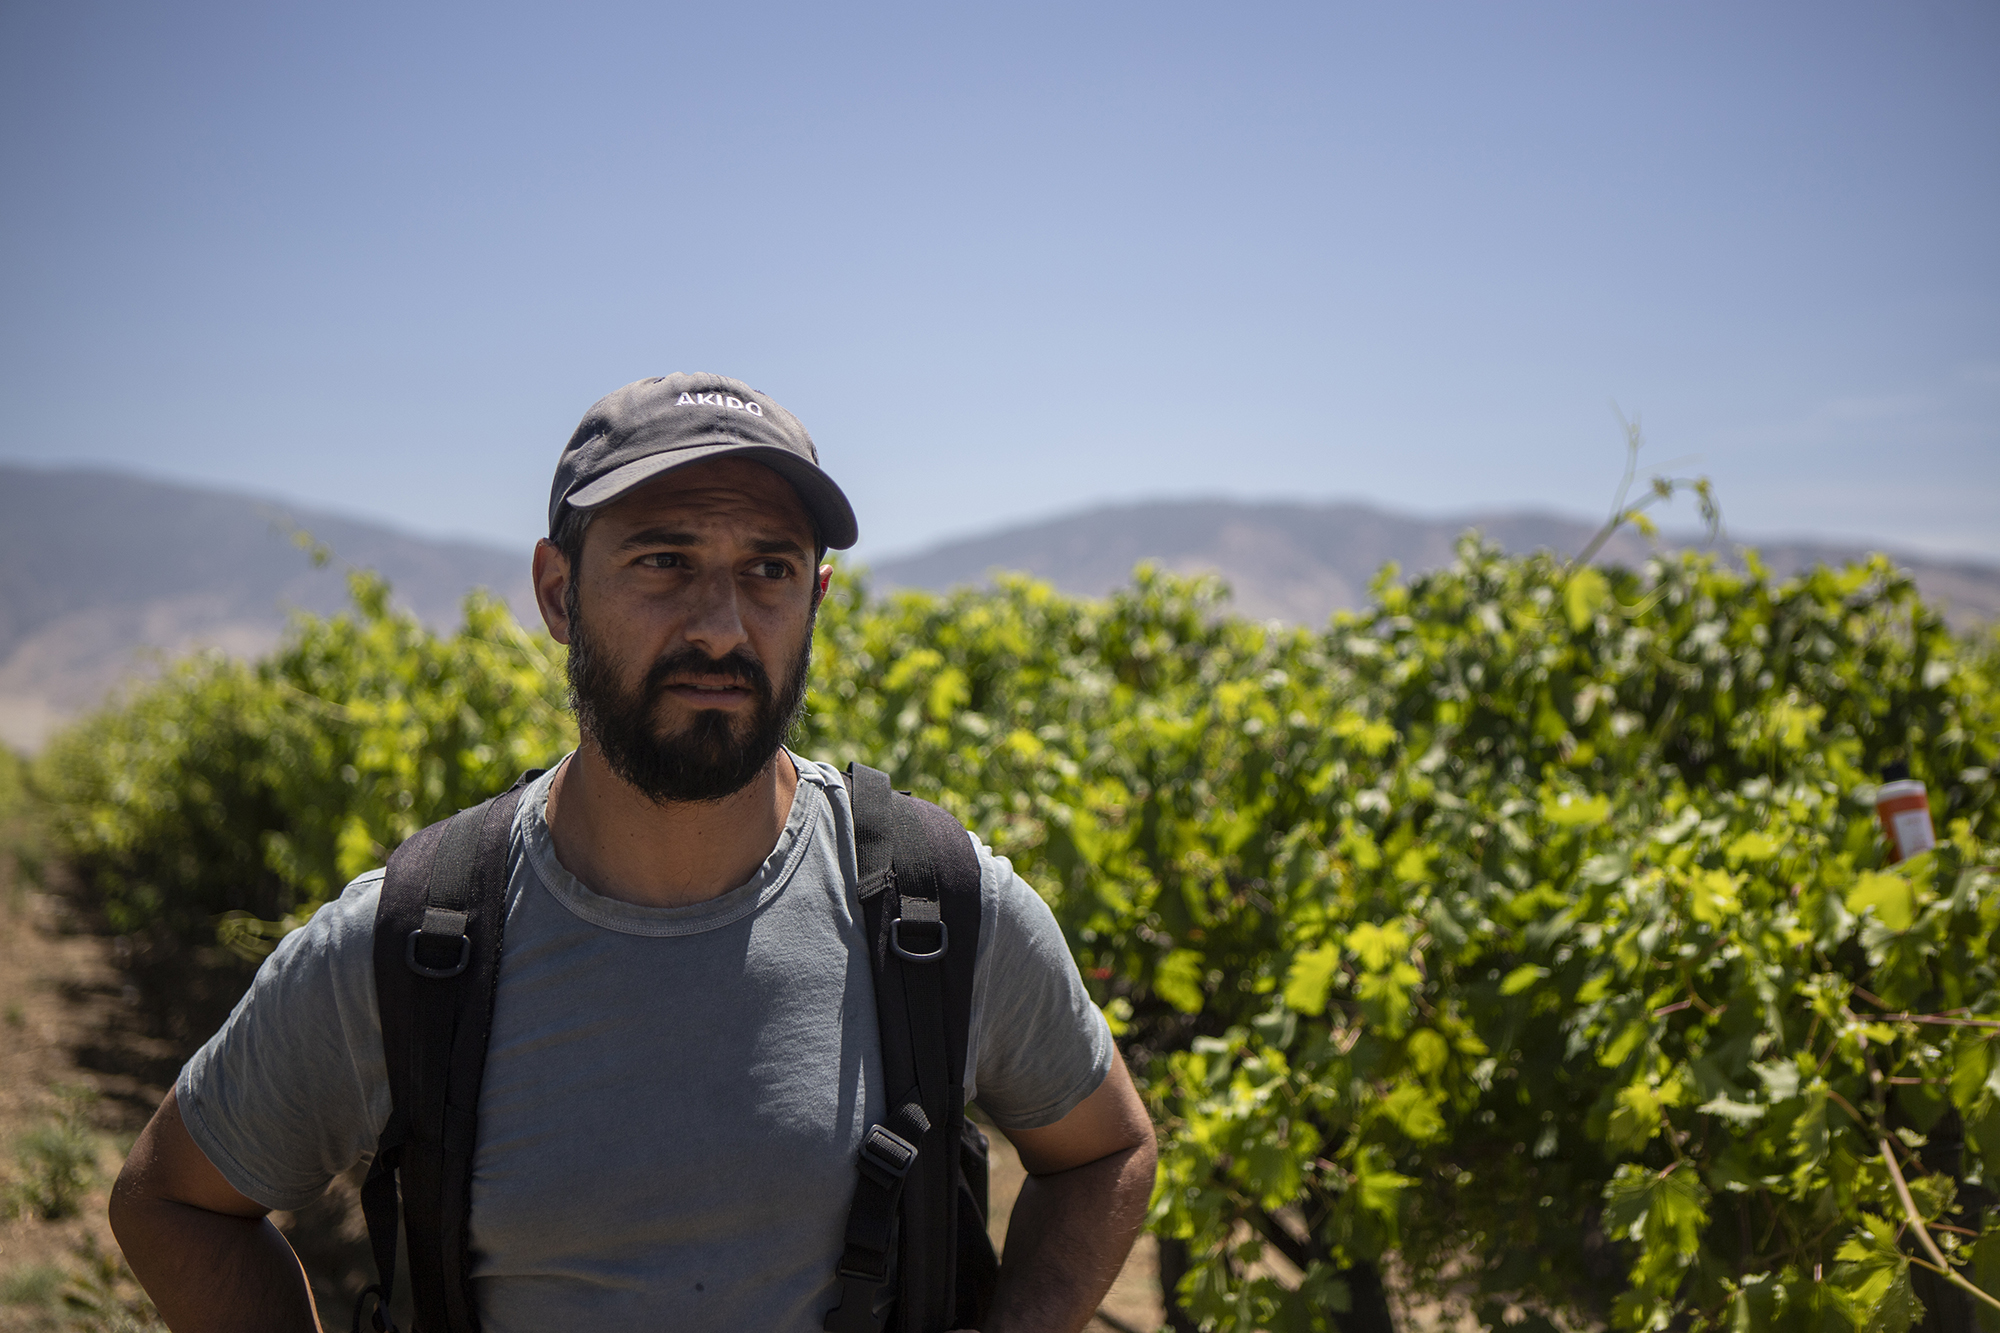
xmin=108 ymin=374 xmax=1156 ymax=1332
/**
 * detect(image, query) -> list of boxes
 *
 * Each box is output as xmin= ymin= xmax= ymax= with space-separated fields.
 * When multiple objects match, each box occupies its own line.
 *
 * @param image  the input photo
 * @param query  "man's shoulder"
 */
xmin=789 ymin=753 xmax=984 ymax=833
xmin=788 ymin=752 xmax=850 ymax=794
xmin=332 ymin=866 xmax=387 ymax=916
xmin=265 ymin=869 xmax=387 ymax=977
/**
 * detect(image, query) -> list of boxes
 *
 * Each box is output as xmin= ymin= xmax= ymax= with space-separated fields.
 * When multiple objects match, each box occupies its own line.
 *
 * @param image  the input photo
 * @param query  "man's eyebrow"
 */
xmin=613 ymin=528 xmax=810 ymax=558
xmin=614 ymin=528 xmax=702 ymax=551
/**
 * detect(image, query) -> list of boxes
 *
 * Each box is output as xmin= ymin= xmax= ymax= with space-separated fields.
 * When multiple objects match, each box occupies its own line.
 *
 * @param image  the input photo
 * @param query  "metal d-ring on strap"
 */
xmin=406 ymin=907 xmax=473 ymax=980
xmin=886 ymin=867 xmax=947 ymax=963
xmin=889 ymin=917 xmax=947 ymax=963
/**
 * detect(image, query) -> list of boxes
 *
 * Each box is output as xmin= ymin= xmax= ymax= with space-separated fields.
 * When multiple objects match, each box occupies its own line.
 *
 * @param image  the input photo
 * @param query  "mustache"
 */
xmin=640 ymin=646 xmax=773 ymax=701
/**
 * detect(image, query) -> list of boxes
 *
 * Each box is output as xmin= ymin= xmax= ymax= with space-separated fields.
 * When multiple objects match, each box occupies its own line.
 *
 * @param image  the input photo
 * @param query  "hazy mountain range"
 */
xmin=0 ymin=466 xmax=532 ymax=752
xmin=870 ymin=499 xmax=2000 ymax=627
xmin=3 ymin=464 xmax=1995 ymax=752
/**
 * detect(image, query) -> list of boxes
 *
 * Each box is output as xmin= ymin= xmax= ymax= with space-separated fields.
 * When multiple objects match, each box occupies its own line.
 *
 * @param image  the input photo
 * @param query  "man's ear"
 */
xmin=533 ymin=539 xmax=573 ymax=645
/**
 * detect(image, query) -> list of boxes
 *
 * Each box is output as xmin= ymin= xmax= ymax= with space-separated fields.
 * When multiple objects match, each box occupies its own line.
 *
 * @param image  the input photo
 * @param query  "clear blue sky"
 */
xmin=3 ymin=1 xmax=1995 ymax=563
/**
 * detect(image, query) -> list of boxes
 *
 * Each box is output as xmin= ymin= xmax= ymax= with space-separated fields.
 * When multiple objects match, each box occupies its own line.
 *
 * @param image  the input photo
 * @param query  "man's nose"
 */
xmin=680 ymin=567 xmax=751 ymax=658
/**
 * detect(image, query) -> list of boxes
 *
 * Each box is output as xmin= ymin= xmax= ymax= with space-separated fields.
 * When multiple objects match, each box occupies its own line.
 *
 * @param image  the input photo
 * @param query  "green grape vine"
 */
xmin=32 ymin=542 xmax=2000 ymax=1331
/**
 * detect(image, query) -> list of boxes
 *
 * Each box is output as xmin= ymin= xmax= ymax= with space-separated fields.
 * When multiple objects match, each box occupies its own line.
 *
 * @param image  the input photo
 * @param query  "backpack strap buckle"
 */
xmin=856 ymin=1124 xmax=918 ymax=1191
xmin=826 ymin=1117 xmax=924 ymax=1332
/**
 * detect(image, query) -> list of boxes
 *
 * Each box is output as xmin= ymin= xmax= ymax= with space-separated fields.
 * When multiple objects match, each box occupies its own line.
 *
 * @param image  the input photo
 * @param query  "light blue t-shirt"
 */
xmin=176 ymin=754 xmax=1112 ymax=1331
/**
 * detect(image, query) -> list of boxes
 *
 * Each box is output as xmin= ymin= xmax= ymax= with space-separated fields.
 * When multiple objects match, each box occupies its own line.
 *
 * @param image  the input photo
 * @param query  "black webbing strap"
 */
xmin=826 ymin=764 xmax=988 ymax=1333
xmin=886 ymin=791 xmax=955 ymax=1333
xmin=827 ymin=763 xmax=909 ymax=1333
xmin=356 ymin=1143 xmax=401 ymax=1333
xmin=358 ymin=771 xmax=538 ymax=1333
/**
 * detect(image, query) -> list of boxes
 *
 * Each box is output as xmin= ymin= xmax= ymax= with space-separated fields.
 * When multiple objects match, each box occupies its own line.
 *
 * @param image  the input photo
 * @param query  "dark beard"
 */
xmin=564 ymin=586 xmax=814 ymax=804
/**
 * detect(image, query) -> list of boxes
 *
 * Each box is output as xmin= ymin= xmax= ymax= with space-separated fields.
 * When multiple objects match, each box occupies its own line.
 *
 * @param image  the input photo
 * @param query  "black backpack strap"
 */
xmin=356 ymin=770 xmax=539 ymax=1333
xmin=826 ymin=764 xmax=990 ymax=1333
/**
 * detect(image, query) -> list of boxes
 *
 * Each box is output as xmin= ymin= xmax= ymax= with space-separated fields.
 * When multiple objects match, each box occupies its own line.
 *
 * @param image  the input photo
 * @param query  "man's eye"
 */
xmin=637 ymin=552 xmax=685 ymax=569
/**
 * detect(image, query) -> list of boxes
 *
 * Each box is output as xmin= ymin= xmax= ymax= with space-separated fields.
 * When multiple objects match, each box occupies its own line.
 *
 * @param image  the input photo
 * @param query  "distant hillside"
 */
xmin=869 ymin=499 xmax=2000 ymax=629
xmin=6 ymin=468 xmax=1995 ymax=754
xmin=0 ymin=466 xmax=532 ymax=752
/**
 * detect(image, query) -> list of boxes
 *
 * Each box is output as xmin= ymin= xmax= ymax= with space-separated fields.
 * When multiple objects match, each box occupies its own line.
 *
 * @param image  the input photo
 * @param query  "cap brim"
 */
xmin=563 ymin=442 xmax=859 ymax=550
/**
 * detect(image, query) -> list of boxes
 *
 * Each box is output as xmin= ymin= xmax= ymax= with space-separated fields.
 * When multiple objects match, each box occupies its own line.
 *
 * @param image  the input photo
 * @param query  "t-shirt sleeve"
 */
xmin=964 ymin=837 xmax=1114 ymax=1131
xmin=173 ymin=871 xmax=391 ymax=1212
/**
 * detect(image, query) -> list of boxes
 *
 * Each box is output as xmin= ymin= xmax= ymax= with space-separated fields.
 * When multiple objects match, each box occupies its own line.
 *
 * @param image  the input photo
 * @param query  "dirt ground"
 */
xmin=0 ymin=847 xmax=174 ymax=1329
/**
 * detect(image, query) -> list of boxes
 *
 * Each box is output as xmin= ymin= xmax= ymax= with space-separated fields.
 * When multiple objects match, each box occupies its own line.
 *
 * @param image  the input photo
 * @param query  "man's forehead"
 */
xmin=594 ymin=458 xmax=816 ymax=538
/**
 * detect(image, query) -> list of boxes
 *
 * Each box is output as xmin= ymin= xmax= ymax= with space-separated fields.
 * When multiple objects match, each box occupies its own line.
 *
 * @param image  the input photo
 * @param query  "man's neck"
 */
xmin=543 ymin=743 xmax=800 ymax=909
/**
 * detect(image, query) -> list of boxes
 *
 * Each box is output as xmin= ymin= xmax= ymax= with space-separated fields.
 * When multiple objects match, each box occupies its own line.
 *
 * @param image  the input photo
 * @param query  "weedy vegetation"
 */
xmin=5 ymin=1087 xmax=103 ymax=1224
xmin=0 ymin=1240 xmax=165 ymax=1333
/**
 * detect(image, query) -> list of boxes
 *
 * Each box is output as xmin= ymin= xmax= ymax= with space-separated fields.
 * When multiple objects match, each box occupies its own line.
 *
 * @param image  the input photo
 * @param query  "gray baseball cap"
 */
xmin=547 ymin=373 xmax=858 ymax=549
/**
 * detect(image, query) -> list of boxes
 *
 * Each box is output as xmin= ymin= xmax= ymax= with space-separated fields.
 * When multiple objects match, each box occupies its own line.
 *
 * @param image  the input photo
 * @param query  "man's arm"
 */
xmin=979 ymin=1050 xmax=1158 ymax=1333
xmin=109 ymin=1087 xmax=322 ymax=1333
